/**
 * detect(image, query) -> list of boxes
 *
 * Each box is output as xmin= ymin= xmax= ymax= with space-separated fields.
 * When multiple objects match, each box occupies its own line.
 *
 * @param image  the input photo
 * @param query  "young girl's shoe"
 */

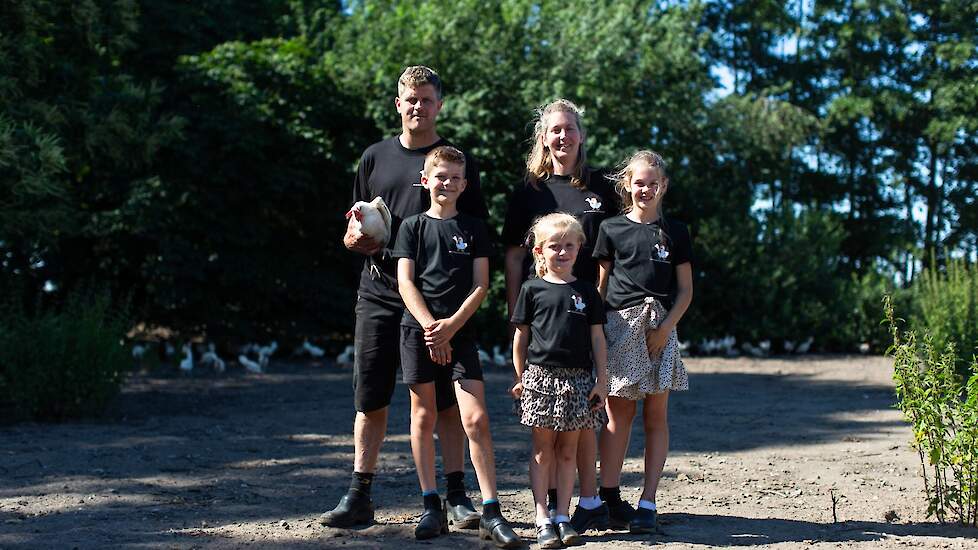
xmin=537 ymin=523 xmax=563 ymax=548
xmin=628 ymin=507 xmax=657 ymax=534
xmin=556 ymin=521 xmax=581 ymax=545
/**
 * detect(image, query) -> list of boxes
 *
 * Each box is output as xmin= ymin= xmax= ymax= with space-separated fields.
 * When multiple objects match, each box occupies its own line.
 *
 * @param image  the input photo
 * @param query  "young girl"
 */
xmin=511 ymin=213 xmax=609 ymax=548
xmin=591 ymin=150 xmax=693 ymax=534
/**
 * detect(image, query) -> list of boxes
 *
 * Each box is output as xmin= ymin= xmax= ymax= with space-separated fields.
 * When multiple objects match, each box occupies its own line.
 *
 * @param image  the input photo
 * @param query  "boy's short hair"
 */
xmin=398 ymin=66 xmax=443 ymax=99
xmin=424 ymin=146 xmax=466 ymax=175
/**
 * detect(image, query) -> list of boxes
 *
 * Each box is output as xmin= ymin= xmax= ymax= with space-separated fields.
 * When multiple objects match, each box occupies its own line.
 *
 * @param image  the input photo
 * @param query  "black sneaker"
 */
xmin=606 ymin=500 xmax=635 ymax=530
xmin=319 ymin=492 xmax=374 ymax=527
xmin=570 ymin=503 xmax=610 ymax=532
xmin=536 ymin=523 xmax=562 ymax=549
xmin=556 ymin=521 xmax=582 ymax=546
xmin=628 ymin=506 xmax=657 ymax=534
xmin=445 ymin=494 xmax=481 ymax=529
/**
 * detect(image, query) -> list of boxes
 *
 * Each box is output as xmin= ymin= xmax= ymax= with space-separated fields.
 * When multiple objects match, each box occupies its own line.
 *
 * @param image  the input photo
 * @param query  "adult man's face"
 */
xmin=395 ymin=83 xmax=443 ymax=134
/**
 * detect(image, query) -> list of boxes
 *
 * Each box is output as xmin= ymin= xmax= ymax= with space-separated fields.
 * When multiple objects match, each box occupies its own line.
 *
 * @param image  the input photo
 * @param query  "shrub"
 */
xmin=887 ymin=295 xmax=978 ymax=526
xmin=913 ymin=258 xmax=978 ymax=374
xmin=0 ymin=289 xmax=130 ymax=420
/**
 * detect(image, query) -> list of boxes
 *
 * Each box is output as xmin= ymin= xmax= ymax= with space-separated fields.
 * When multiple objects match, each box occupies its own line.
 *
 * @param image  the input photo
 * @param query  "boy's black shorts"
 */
xmin=352 ymin=296 xmax=402 ymax=413
xmin=400 ymin=325 xmax=484 ymax=411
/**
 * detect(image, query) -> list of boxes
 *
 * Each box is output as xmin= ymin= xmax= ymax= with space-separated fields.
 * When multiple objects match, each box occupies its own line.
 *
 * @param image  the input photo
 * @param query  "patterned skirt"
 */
xmin=605 ymin=297 xmax=689 ymax=400
xmin=516 ymin=364 xmax=606 ymax=432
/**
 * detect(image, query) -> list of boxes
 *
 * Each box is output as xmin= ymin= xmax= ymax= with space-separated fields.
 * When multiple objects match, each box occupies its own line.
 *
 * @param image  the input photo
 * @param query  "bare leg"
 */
xmin=599 ymin=396 xmax=636 ymax=487
xmin=354 ymin=406 xmax=389 ymax=473
xmin=531 ymin=428 xmax=557 ymax=522
xmin=640 ymin=391 xmax=670 ymax=502
xmin=409 ymin=383 xmax=439 ymax=492
xmin=555 ymin=430 xmax=581 ymax=517
xmin=577 ymin=428 xmax=598 ymax=497
xmin=436 ymin=404 xmax=466 ymax=476
xmin=455 ymin=379 xmax=496 ymax=500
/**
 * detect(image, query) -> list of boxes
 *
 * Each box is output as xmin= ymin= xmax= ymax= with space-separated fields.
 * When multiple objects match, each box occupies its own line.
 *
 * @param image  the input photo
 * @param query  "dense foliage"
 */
xmin=1 ymin=1 xmax=975 ymax=350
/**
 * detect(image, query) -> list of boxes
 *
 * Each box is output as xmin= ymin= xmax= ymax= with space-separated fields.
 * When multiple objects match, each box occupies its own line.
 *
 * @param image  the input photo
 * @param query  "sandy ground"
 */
xmin=1 ymin=355 xmax=976 ymax=549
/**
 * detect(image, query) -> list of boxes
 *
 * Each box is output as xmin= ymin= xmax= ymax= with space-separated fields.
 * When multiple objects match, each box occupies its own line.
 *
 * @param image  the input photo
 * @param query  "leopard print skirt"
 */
xmin=515 ymin=364 xmax=606 ymax=432
xmin=605 ymin=297 xmax=689 ymax=400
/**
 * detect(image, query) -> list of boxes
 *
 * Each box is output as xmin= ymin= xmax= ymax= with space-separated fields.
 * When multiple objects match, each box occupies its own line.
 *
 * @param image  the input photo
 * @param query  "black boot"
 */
xmin=319 ymin=491 xmax=374 ymax=528
xmin=479 ymin=515 xmax=522 ymax=548
xmin=415 ymin=494 xmax=448 ymax=539
xmin=445 ymin=493 xmax=480 ymax=529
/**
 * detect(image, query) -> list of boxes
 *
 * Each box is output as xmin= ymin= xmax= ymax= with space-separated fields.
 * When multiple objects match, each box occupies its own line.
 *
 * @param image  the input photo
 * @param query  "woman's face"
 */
xmin=542 ymin=111 xmax=581 ymax=166
xmin=628 ymin=164 xmax=668 ymax=210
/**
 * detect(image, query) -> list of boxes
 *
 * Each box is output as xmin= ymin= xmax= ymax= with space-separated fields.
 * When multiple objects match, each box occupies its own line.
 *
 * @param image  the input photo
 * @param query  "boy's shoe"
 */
xmin=606 ymin=500 xmax=636 ymax=530
xmin=536 ymin=523 xmax=563 ymax=549
xmin=444 ymin=495 xmax=480 ymax=529
xmin=570 ymin=502 xmax=610 ymax=532
xmin=556 ymin=521 xmax=582 ymax=546
xmin=415 ymin=505 xmax=448 ymax=539
xmin=319 ymin=492 xmax=374 ymax=527
xmin=479 ymin=515 xmax=522 ymax=548
xmin=628 ymin=507 xmax=657 ymax=534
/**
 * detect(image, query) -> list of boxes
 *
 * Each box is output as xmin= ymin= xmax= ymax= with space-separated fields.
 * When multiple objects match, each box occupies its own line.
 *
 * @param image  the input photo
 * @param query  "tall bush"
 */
xmin=0 ymin=288 xmax=130 ymax=420
xmin=914 ymin=258 xmax=978 ymax=372
xmin=887 ymin=295 xmax=978 ymax=526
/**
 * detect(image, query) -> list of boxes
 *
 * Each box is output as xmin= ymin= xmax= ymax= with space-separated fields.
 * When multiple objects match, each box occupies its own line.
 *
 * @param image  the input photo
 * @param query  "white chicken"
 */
xmin=179 ymin=344 xmax=194 ymax=373
xmin=346 ymin=196 xmax=392 ymax=279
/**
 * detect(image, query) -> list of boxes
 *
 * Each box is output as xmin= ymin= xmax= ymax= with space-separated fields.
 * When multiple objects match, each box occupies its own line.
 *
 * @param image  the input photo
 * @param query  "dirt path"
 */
xmin=1 ymin=356 xmax=975 ymax=549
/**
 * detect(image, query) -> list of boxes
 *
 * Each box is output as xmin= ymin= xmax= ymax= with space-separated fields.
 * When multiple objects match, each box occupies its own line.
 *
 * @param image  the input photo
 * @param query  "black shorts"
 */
xmin=400 ymin=325 xmax=483 ymax=411
xmin=353 ymin=296 xmax=402 ymax=413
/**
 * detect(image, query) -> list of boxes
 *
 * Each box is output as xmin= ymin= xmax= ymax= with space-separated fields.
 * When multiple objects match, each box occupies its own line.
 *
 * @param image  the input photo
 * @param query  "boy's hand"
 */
xmin=428 ymin=342 xmax=453 ymax=366
xmin=588 ymin=384 xmax=608 ymax=412
xmin=343 ymin=218 xmax=381 ymax=255
xmin=510 ymin=381 xmax=524 ymax=400
xmin=423 ymin=318 xmax=458 ymax=348
xmin=645 ymin=327 xmax=668 ymax=360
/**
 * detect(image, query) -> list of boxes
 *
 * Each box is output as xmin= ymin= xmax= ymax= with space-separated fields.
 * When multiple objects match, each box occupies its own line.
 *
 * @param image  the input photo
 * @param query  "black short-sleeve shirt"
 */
xmin=501 ymin=167 xmax=618 ymax=284
xmin=392 ymin=212 xmax=492 ymax=330
xmin=510 ymin=278 xmax=606 ymax=371
xmin=352 ymin=136 xmax=489 ymax=308
xmin=592 ymin=215 xmax=693 ymax=311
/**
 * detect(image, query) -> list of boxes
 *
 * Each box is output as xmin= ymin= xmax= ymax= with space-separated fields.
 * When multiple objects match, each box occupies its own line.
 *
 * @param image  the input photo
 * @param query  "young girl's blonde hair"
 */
xmin=609 ymin=149 xmax=670 ymax=242
xmin=526 ymin=99 xmax=588 ymax=190
xmin=528 ymin=213 xmax=585 ymax=278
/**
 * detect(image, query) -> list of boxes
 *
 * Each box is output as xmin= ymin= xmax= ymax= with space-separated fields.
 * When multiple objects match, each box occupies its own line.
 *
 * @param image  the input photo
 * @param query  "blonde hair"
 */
xmin=423 ymin=145 xmax=466 ymax=175
xmin=529 ymin=213 xmax=585 ymax=278
xmin=609 ymin=149 xmax=670 ymax=242
xmin=526 ymin=99 xmax=588 ymax=189
xmin=397 ymin=65 xmax=443 ymax=99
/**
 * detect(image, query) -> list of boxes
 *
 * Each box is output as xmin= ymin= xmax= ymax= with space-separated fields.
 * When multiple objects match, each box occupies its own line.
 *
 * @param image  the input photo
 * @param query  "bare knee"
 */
xmin=461 ymin=411 xmax=489 ymax=441
xmin=412 ymin=406 xmax=438 ymax=434
xmin=555 ymin=439 xmax=578 ymax=464
xmin=643 ymin=406 xmax=668 ymax=433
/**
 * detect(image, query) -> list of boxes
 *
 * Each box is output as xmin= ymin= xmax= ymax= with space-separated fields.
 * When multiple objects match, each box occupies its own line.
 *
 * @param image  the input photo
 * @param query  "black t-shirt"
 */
xmin=510 ymin=278 xmax=606 ymax=371
xmin=352 ymin=136 xmax=490 ymax=308
xmin=592 ymin=215 xmax=693 ymax=310
xmin=501 ymin=167 xmax=618 ymax=284
xmin=392 ymin=212 xmax=492 ymax=331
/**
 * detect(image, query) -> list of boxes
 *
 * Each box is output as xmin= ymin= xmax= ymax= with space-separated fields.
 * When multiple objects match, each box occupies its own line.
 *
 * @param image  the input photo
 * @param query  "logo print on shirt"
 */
xmin=584 ymin=195 xmax=604 ymax=213
xmin=413 ymin=169 xmax=424 ymax=187
xmin=569 ymin=293 xmax=587 ymax=315
xmin=653 ymin=243 xmax=670 ymax=261
xmin=450 ymin=234 xmax=470 ymax=255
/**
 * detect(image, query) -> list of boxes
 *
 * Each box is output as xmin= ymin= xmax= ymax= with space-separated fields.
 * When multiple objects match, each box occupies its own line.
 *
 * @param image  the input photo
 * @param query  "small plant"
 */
xmin=886 ymin=295 xmax=978 ymax=526
xmin=0 ymin=288 xmax=130 ymax=420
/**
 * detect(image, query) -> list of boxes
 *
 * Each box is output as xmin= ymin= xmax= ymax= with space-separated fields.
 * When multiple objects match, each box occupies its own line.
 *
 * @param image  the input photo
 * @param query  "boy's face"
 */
xmin=395 ymin=84 xmax=443 ymax=134
xmin=422 ymin=161 xmax=466 ymax=205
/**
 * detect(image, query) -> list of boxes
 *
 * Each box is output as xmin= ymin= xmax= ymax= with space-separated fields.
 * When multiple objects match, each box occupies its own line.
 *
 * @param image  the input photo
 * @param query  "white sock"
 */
xmin=536 ymin=516 xmax=553 ymax=528
xmin=638 ymin=499 xmax=656 ymax=511
xmin=553 ymin=514 xmax=571 ymax=524
xmin=578 ymin=495 xmax=602 ymax=510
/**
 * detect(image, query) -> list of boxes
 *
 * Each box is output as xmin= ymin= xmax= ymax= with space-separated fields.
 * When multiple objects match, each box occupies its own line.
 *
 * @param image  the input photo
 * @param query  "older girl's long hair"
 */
xmin=525 ymin=99 xmax=588 ymax=190
xmin=529 ymin=213 xmax=585 ymax=278
xmin=609 ymin=150 xmax=670 ymax=244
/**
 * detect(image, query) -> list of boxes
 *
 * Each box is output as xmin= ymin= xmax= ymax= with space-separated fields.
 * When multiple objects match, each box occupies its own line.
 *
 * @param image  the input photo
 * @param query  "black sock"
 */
xmin=547 ymin=488 xmax=558 ymax=507
xmin=423 ymin=493 xmax=441 ymax=510
xmin=483 ymin=501 xmax=502 ymax=519
xmin=350 ymin=471 xmax=374 ymax=498
xmin=599 ymin=486 xmax=622 ymax=505
xmin=445 ymin=471 xmax=466 ymax=503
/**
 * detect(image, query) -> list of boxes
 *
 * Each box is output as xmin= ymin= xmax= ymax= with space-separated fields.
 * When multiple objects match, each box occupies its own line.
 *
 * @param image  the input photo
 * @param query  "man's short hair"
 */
xmin=398 ymin=66 xmax=443 ymax=99
xmin=423 ymin=145 xmax=466 ymax=174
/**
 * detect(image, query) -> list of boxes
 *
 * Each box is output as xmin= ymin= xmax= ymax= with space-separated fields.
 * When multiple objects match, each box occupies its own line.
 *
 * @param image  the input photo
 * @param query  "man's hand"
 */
xmin=343 ymin=217 xmax=382 ymax=255
xmin=428 ymin=342 xmax=453 ymax=366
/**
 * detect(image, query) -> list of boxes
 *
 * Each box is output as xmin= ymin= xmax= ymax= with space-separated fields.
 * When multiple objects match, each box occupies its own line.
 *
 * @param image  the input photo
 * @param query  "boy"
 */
xmin=393 ymin=146 xmax=520 ymax=547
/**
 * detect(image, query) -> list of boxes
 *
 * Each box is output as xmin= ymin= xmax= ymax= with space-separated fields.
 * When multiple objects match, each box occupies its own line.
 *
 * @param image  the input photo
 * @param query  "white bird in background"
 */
xmin=679 ymin=341 xmax=691 ymax=354
xmin=859 ymin=342 xmax=871 ymax=354
xmin=200 ymin=343 xmax=225 ymax=373
xmin=796 ymin=336 xmax=814 ymax=354
xmin=336 ymin=344 xmax=355 ymax=367
xmin=257 ymin=341 xmax=278 ymax=368
xmin=180 ymin=344 xmax=194 ymax=373
xmin=302 ymin=340 xmax=325 ymax=358
xmin=165 ymin=342 xmax=176 ymax=358
xmin=132 ymin=344 xmax=146 ymax=361
xmin=784 ymin=340 xmax=796 ymax=353
xmin=759 ymin=340 xmax=771 ymax=354
xmin=346 ymin=196 xmax=392 ymax=279
xmin=477 ymin=347 xmax=492 ymax=368
xmin=492 ymin=345 xmax=508 ymax=368
xmin=239 ymin=354 xmax=263 ymax=374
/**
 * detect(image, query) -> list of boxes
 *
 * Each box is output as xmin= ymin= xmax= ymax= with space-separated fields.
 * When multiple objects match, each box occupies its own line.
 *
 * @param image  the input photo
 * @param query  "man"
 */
xmin=321 ymin=66 xmax=489 ymax=529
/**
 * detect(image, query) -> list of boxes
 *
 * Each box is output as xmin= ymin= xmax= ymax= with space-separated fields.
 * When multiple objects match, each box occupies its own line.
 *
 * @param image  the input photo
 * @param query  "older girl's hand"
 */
xmin=510 ymin=381 xmax=524 ymax=400
xmin=646 ymin=328 xmax=668 ymax=360
xmin=588 ymin=384 xmax=608 ymax=412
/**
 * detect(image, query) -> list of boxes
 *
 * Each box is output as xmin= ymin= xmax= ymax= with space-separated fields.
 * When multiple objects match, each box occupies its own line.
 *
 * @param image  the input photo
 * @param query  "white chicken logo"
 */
xmin=570 ymin=293 xmax=586 ymax=314
xmin=452 ymin=235 xmax=469 ymax=253
xmin=654 ymin=243 xmax=670 ymax=260
xmin=584 ymin=196 xmax=602 ymax=210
